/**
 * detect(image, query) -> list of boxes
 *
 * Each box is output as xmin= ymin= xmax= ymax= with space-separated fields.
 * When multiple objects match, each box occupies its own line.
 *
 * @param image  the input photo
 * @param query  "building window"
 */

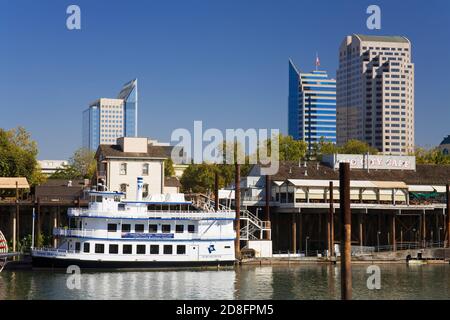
xmin=177 ymin=245 xmax=186 ymax=255
xmin=135 ymin=224 xmax=144 ymax=233
xmin=122 ymin=224 xmax=131 ymax=233
xmin=143 ymin=184 xmax=149 ymax=198
xmin=188 ymin=225 xmax=195 ymax=233
xmin=95 ymin=244 xmax=105 ymax=254
xmin=142 ymin=163 xmax=149 ymax=176
xmin=123 ymin=244 xmax=132 ymax=254
xmin=163 ymin=245 xmax=173 ymax=255
xmin=120 ymin=163 xmax=127 ymax=175
xmin=162 ymin=225 xmax=171 ymax=233
xmin=136 ymin=245 xmax=146 ymax=254
xmin=150 ymin=245 xmax=159 ymax=254
xmin=83 ymin=242 xmax=90 ymax=253
xmin=175 ymin=225 xmax=184 ymax=233
xmin=109 ymin=244 xmax=119 ymax=254
xmin=120 ymin=184 xmax=127 ymax=193
xmin=149 ymin=224 xmax=158 ymax=233
xmin=107 ymin=224 xmax=117 ymax=232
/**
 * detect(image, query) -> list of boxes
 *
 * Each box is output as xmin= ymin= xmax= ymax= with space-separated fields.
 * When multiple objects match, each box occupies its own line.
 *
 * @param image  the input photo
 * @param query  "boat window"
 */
xmin=135 ymin=224 xmax=144 ymax=233
xmin=162 ymin=225 xmax=171 ymax=233
xmin=75 ymin=242 xmax=81 ymax=252
xmin=175 ymin=225 xmax=184 ymax=233
xmin=163 ymin=245 xmax=173 ymax=255
xmin=118 ymin=203 xmax=126 ymax=211
xmin=122 ymin=224 xmax=131 ymax=233
xmin=114 ymin=196 xmax=121 ymax=202
xmin=107 ymin=224 xmax=117 ymax=232
xmin=96 ymin=196 xmax=103 ymax=203
xmin=177 ymin=245 xmax=186 ymax=255
xmin=123 ymin=244 xmax=132 ymax=254
xmin=224 ymin=246 xmax=231 ymax=249
xmin=150 ymin=245 xmax=159 ymax=254
xmin=95 ymin=244 xmax=105 ymax=254
xmin=188 ymin=225 xmax=195 ymax=233
xmin=136 ymin=245 xmax=146 ymax=254
xmin=120 ymin=184 xmax=127 ymax=193
xmin=83 ymin=242 xmax=90 ymax=253
xmin=148 ymin=224 xmax=158 ymax=233
xmin=109 ymin=244 xmax=119 ymax=254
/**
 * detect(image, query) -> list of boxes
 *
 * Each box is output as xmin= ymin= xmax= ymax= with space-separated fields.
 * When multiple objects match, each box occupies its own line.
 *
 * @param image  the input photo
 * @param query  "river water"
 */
xmin=0 ymin=264 xmax=449 ymax=300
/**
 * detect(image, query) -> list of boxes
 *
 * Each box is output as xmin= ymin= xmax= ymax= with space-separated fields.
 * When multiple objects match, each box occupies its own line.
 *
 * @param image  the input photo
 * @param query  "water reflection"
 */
xmin=0 ymin=264 xmax=449 ymax=300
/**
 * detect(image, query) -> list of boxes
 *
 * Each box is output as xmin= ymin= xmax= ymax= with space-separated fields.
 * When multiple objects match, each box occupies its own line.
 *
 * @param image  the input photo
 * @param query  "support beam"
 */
xmin=234 ymin=163 xmax=241 ymax=260
xmin=359 ymin=213 xmax=364 ymax=248
xmin=12 ymin=208 xmax=16 ymax=252
xmin=422 ymin=211 xmax=426 ymax=248
xmin=53 ymin=208 xmax=58 ymax=248
xmin=299 ymin=213 xmax=303 ymax=252
xmin=339 ymin=162 xmax=352 ymax=300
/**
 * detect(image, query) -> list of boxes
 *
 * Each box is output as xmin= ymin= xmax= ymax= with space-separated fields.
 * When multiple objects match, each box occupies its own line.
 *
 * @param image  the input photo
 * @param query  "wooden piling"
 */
xmin=392 ymin=214 xmax=397 ymax=251
xmin=446 ymin=183 xmax=450 ymax=248
xmin=292 ymin=214 xmax=297 ymax=253
xmin=15 ymin=181 xmax=19 ymax=249
xmin=328 ymin=181 xmax=334 ymax=257
xmin=235 ymin=164 xmax=241 ymax=260
xmin=339 ymin=162 xmax=352 ymax=300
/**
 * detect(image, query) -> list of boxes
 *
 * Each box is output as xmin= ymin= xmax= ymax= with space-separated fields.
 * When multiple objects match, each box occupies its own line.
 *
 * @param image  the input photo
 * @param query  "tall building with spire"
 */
xmin=337 ymin=35 xmax=415 ymax=155
xmin=288 ymin=59 xmax=337 ymax=150
xmin=83 ymin=79 xmax=138 ymax=151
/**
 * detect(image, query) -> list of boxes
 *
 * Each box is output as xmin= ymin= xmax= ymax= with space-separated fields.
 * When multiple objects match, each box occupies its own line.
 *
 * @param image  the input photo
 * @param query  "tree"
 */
xmin=0 ymin=127 xmax=45 ymax=189
xmin=339 ymin=139 xmax=378 ymax=155
xmin=258 ymin=134 xmax=307 ymax=161
xmin=415 ymin=147 xmax=450 ymax=165
xmin=164 ymin=158 xmax=176 ymax=177
xmin=50 ymin=148 xmax=96 ymax=180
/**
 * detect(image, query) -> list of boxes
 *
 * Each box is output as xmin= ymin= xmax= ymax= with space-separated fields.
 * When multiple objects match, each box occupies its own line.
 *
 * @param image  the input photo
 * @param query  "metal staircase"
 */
xmin=188 ymin=194 xmax=271 ymax=241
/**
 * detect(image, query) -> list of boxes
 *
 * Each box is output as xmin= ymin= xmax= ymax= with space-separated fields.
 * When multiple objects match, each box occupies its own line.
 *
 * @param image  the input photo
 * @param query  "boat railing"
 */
xmin=53 ymin=228 xmax=236 ymax=240
xmin=68 ymin=208 xmax=235 ymax=219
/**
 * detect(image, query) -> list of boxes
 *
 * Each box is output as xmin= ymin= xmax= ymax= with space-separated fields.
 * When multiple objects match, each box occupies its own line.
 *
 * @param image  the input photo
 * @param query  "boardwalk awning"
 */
xmin=409 ymin=185 xmax=447 ymax=193
xmin=0 ymin=177 xmax=30 ymax=189
xmin=372 ymin=181 xmax=408 ymax=189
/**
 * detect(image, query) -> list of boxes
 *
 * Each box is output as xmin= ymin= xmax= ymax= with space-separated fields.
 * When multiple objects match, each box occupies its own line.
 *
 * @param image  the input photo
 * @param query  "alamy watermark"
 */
xmin=366 ymin=5 xmax=381 ymax=30
xmin=366 ymin=265 xmax=381 ymax=290
xmin=66 ymin=265 xmax=81 ymax=290
xmin=66 ymin=5 xmax=81 ymax=30
xmin=171 ymin=121 xmax=280 ymax=175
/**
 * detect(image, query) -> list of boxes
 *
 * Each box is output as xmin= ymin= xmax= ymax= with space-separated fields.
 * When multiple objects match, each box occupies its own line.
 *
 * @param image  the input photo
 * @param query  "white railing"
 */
xmin=53 ymin=228 xmax=236 ymax=241
xmin=68 ymin=208 xmax=235 ymax=220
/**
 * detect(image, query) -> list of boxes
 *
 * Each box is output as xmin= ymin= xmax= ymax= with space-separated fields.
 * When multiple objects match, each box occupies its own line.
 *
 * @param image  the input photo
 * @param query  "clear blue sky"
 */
xmin=1 ymin=0 xmax=449 ymax=159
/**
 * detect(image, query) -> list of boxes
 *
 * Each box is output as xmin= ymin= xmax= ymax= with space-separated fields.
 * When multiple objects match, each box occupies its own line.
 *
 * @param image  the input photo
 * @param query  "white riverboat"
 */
xmin=31 ymin=177 xmax=236 ymax=269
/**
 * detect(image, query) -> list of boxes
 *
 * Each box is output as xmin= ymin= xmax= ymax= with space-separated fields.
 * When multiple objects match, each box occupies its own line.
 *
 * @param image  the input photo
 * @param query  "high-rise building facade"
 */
xmin=288 ymin=60 xmax=336 ymax=149
xmin=83 ymin=79 xmax=138 ymax=151
xmin=337 ymin=35 xmax=414 ymax=155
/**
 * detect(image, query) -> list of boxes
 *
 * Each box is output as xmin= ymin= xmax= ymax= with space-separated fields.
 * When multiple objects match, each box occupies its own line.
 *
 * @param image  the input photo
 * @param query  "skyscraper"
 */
xmin=82 ymin=79 xmax=138 ymax=151
xmin=337 ymin=35 xmax=414 ymax=155
xmin=288 ymin=59 xmax=336 ymax=150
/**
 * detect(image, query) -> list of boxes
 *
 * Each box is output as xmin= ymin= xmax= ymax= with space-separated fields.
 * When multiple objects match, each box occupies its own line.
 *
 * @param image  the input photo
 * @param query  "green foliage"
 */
xmin=164 ymin=158 xmax=176 ymax=177
xmin=338 ymin=139 xmax=379 ymax=155
xmin=415 ymin=147 xmax=450 ymax=164
xmin=50 ymin=148 xmax=96 ymax=180
xmin=180 ymin=163 xmax=250 ymax=194
xmin=0 ymin=127 xmax=44 ymax=191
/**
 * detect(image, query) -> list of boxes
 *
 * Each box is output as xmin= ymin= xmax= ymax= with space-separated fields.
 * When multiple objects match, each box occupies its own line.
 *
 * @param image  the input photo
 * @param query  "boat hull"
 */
xmin=32 ymin=256 xmax=235 ymax=269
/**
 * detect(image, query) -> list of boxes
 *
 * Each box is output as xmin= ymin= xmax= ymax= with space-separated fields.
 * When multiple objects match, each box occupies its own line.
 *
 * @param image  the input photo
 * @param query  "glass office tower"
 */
xmin=288 ymin=60 xmax=336 ymax=150
xmin=82 ymin=79 xmax=138 ymax=151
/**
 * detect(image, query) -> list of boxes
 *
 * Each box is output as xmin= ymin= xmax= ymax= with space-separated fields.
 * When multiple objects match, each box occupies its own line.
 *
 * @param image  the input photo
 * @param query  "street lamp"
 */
xmin=377 ymin=231 xmax=381 ymax=252
xmin=306 ymin=236 xmax=310 ymax=257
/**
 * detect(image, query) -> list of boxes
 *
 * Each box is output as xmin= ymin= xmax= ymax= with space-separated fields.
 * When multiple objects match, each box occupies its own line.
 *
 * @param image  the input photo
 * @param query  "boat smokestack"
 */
xmin=136 ymin=177 xmax=143 ymax=201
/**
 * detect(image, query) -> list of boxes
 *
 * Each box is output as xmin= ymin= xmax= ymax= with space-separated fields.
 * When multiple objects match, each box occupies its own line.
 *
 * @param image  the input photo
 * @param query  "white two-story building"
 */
xmin=96 ymin=137 xmax=180 ymax=200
